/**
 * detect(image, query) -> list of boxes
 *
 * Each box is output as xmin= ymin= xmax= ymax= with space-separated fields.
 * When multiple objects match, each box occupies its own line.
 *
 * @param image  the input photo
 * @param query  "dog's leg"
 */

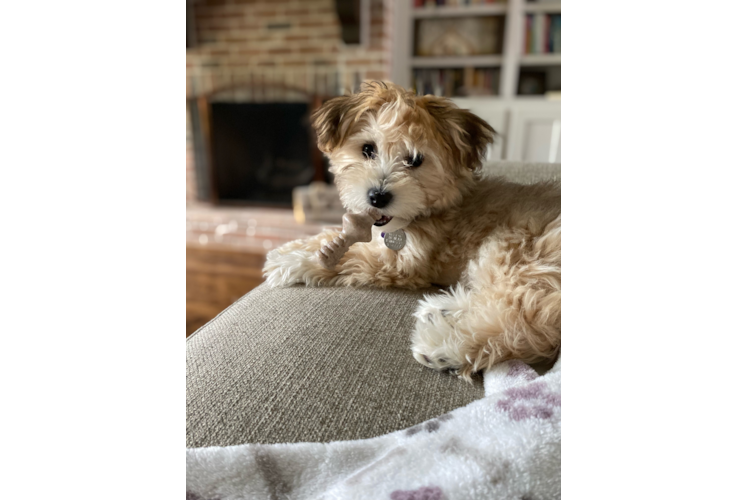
xmin=263 ymin=228 xmax=342 ymax=287
xmin=411 ymin=283 xmax=560 ymax=380
xmin=263 ymin=228 xmax=432 ymax=288
xmin=411 ymin=219 xmax=561 ymax=380
xmin=329 ymin=241 xmax=433 ymax=288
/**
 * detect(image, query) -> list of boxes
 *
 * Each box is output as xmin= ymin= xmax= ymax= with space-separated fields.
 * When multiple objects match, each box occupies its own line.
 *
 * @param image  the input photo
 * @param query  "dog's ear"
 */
xmin=311 ymin=81 xmax=394 ymax=153
xmin=421 ymin=97 xmax=496 ymax=171
xmin=310 ymin=94 xmax=357 ymax=153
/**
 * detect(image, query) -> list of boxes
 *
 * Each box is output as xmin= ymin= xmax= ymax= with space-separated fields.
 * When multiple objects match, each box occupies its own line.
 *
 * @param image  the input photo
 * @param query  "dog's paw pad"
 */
xmin=412 ymin=346 xmax=466 ymax=374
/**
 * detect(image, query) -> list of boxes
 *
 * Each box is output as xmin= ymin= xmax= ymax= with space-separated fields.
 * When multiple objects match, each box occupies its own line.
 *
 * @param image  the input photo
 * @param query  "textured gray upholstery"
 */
xmin=481 ymin=161 xmax=560 ymax=185
xmin=186 ymin=161 xmax=560 ymax=447
xmin=187 ymin=284 xmax=484 ymax=446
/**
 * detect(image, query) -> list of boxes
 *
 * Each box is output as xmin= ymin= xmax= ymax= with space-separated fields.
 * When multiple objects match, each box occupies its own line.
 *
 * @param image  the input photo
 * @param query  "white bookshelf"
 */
xmin=412 ymin=4 xmax=508 ymax=18
xmin=411 ymin=55 xmax=504 ymax=68
xmin=390 ymin=1 xmax=562 ymax=162
xmin=519 ymin=53 xmax=561 ymax=66
xmin=392 ymin=0 xmax=561 ymax=100
xmin=391 ymin=0 xmax=748 ymax=161
xmin=525 ymin=0 xmax=748 ymax=14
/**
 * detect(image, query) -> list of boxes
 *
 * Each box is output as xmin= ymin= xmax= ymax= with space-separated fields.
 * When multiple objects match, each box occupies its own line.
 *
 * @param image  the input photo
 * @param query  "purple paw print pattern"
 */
xmin=390 ymin=485 xmax=443 ymax=500
xmin=404 ymin=413 xmax=453 ymax=437
xmin=496 ymin=381 xmax=560 ymax=421
xmin=506 ymin=360 xmax=539 ymax=382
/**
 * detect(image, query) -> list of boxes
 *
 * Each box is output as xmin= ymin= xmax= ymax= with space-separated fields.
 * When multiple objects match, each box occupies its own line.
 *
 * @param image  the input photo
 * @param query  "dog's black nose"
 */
xmin=368 ymin=188 xmax=392 ymax=208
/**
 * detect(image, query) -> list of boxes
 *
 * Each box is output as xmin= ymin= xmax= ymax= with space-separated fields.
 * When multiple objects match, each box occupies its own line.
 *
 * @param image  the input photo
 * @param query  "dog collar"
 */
xmin=382 ymin=229 xmax=406 ymax=251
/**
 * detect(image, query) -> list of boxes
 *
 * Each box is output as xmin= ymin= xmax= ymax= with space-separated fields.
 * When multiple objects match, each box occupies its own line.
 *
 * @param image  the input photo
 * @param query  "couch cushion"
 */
xmin=187 ymin=283 xmax=484 ymax=447
xmin=482 ymin=161 xmax=561 ymax=185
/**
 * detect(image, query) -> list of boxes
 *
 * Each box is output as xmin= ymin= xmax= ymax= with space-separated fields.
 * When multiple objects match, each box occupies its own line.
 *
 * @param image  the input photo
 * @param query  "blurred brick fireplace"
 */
xmin=186 ymin=0 xmax=394 ymax=334
xmin=186 ymin=0 xmax=394 ymax=251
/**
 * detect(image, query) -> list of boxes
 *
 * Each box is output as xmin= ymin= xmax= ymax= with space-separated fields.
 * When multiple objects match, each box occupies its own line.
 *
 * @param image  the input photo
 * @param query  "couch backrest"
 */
xmin=482 ymin=161 xmax=561 ymax=185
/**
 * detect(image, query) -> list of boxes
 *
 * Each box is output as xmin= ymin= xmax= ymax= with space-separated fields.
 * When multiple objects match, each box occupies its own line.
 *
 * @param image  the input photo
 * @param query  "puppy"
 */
xmin=263 ymin=81 xmax=560 ymax=380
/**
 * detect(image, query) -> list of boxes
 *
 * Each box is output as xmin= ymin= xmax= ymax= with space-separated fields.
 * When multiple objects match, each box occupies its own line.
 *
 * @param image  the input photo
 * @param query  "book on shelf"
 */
xmin=413 ymin=67 xmax=500 ymax=97
xmin=524 ymin=13 xmax=560 ymax=54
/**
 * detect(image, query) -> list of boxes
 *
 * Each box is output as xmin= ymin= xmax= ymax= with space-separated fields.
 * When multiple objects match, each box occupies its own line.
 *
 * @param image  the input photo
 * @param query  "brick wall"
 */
xmin=186 ymin=0 xmax=394 ymax=202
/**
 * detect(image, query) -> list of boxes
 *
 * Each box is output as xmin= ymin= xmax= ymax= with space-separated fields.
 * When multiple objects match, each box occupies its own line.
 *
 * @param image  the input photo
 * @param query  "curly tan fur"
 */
xmin=264 ymin=82 xmax=560 ymax=381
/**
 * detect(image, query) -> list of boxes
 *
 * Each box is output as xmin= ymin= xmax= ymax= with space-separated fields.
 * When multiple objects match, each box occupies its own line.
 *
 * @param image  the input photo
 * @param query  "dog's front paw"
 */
xmin=263 ymin=248 xmax=323 ymax=287
xmin=411 ymin=286 xmax=473 ymax=381
xmin=411 ymin=293 xmax=474 ymax=380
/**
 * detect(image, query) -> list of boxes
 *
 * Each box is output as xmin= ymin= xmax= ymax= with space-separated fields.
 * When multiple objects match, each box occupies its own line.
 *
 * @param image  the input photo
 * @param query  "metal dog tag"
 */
xmin=383 ymin=229 xmax=406 ymax=251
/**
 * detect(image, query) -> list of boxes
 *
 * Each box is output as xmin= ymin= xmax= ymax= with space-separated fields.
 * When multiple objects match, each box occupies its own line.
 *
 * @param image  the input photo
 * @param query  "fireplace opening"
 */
xmin=190 ymin=98 xmax=330 ymax=207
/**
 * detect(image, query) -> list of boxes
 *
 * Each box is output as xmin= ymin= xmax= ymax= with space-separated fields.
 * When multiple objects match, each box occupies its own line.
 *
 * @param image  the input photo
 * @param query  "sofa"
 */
xmin=186 ymin=161 xmax=561 ymax=448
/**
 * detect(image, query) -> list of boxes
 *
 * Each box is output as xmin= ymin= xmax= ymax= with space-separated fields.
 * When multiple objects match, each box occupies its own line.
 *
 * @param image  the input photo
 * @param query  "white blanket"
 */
xmin=187 ymin=356 xmax=561 ymax=500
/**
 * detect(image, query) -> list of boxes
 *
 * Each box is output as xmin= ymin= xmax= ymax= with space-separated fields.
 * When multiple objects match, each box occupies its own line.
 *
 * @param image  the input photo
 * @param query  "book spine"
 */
xmin=525 ymin=15 xmax=532 ymax=54
xmin=533 ymin=14 xmax=544 ymax=54
xmin=552 ymin=15 xmax=561 ymax=53
xmin=530 ymin=14 xmax=535 ymax=53
xmin=464 ymin=66 xmax=475 ymax=90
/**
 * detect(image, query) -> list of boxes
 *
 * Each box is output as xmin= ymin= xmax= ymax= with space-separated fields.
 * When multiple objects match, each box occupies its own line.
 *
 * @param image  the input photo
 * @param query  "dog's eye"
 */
xmin=362 ymin=143 xmax=376 ymax=159
xmin=405 ymin=153 xmax=424 ymax=168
